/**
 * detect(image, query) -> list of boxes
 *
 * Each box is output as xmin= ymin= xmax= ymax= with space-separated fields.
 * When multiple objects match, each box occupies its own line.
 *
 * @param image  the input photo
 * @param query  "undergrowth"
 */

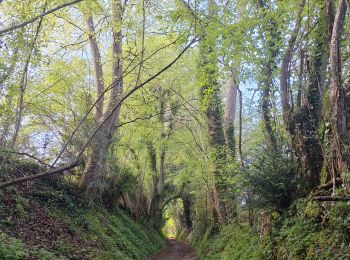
xmin=0 ymin=160 xmax=164 ymax=259
xmin=194 ymin=198 xmax=350 ymax=260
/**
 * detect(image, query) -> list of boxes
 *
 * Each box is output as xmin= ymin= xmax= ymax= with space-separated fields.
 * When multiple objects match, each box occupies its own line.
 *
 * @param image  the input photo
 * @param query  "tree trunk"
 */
xmin=328 ymin=0 xmax=349 ymax=186
xmin=182 ymin=193 xmax=193 ymax=230
xmin=85 ymin=14 xmax=105 ymax=121
xmin=12 ymin=13 xmax=44 ymax=148
xmin=257 ymin=0 xmax=278 ymax=151
xmin=197 ymin=0 xmax=228 ymax=224
xmin=148 ymin=141 xmax=162 ymax=225
xmin=80 ymin=0 xmax=124 ymax=200
xmin=279 ymin=0 xmax=325 ymax=194
xmin=148 ymin=92 xmax=173 ymax=227
xmin=224 ymin=66 xmax=239 ymax=158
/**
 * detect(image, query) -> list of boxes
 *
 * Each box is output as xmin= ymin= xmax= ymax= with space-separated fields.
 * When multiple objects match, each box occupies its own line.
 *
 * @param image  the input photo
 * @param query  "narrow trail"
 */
xmin=148 ymin=239 xmax=197 ymax=260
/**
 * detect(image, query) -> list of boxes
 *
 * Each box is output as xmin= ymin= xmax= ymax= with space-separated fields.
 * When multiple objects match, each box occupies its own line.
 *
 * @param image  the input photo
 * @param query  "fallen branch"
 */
xmin=318 ymin=178 xmax=342 ymax=190
xmin=0 ymin=160 xmax=79 ymax=189
xmin=314 ymin=196 xmax=350 ymax=202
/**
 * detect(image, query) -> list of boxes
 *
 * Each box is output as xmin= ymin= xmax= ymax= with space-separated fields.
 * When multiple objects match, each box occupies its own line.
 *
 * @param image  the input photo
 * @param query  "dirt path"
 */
xmin=147 ymin=239 xmax=197 ymax=260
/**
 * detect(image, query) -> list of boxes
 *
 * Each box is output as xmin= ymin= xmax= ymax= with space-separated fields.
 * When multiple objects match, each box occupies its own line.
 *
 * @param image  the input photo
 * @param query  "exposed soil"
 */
xmin=148 ymin=239 xmax=197 ymax=260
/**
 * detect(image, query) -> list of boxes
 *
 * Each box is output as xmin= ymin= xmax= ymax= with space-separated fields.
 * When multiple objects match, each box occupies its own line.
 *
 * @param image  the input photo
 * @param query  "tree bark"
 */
xmin=12 ymin=9 xmax=45 ymax=148
xmin=328 ymin=0 xmax=349 ymax=185
xmin=224 ymin=65 xmax=239 ymax=158
xmin=279 ymin=0 xmax=325 ymax=194
xmin=198 ymin=0 xmax=227 ymax=224
xmin=85 ymin=15 xmax=105 ymax=121
xmin=80 ymin=0 xmax=124 ymax=200
xmin=182 ymin=193 xmax=193 ymax=230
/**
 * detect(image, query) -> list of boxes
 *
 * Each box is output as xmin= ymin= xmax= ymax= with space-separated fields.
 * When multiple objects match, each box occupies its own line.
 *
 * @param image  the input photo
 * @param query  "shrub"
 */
xmin=102 ymin=165 xmax=137 ymax=209
xmin=244 ymin=149 xmax=298 ymax=212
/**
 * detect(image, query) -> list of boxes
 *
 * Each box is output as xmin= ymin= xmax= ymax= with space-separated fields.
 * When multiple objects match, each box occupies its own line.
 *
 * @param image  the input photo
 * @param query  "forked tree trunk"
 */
xmin=279 ymin=0 xmax=325 ymax=194
xmin=148 ymin=92 xmax=173 ymax=226
xmin=80 ymin=0 xmax=124 ymax=200
xmin=85 ymin=14 xmax=105 ymax=121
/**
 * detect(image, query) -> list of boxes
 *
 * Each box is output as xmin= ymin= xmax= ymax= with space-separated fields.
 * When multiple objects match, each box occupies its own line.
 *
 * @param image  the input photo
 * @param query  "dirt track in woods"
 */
xmin=147 ymin=239 xmax=197 ymax=260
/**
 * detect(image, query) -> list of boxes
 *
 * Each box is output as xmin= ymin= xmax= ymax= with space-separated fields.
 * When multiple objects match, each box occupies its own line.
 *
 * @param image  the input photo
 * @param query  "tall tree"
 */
xmin=256 ymin=0 xmax=278 ymax=151
xmin=198 ymin=0 xmax=228 ymax=223
xmin=279 ymin=0 xmax=325 ymax=194
xmin=224 ymin=65 xmax=239 ymax=158
xmin=80 ymin=0 xmax=124 ymax=200
xmin=328 ymin=0 xmax=349 ymax=189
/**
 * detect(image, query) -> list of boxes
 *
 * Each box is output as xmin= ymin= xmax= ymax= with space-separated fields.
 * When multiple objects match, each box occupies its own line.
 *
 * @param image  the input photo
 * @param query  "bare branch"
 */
xmin=0 ymin=160 xmax=79 ymax=189
xmin=0 ymin=150 xmax=50 ymax=167
xmin=0 ymin=0 xmax=84 ymax=36
xmin=52 ymin=33 xmax=190 ymax=167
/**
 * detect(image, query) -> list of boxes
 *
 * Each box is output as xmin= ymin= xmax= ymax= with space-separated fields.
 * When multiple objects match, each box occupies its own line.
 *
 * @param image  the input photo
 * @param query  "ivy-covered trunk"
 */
xmin=198 ymin=0 xmax=228 ymax=224
xmin=279 ymin=0 xmax=326 ymax=195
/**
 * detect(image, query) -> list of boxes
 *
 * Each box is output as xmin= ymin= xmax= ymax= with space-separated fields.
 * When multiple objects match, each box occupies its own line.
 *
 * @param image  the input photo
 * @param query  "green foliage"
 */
xmin=2 ymin=0 xmax=350 ymax=259
xmin=31 ymin=248 xmax=57 ymax=260
xmin=277 ymin=213 xmax=318 ymax=258
xmin=195 ymin=199 xmax=350 ymax=260
xmin=0 ymin=232 xmax=28 ymax=260
xmin=102 ymin=165 xmax=137 ymax=209
xmin=262 ymin=199 xmax=350 ymax=260
xmin=46 ymin=183 xmax=165 ymax=259
xmin=195 ymin=224 xmax=262 ymax=260
xmin=70 ymin=210 xmax=165 ymax=259
xmin=245 ymin=149 xmax=298 ymax=211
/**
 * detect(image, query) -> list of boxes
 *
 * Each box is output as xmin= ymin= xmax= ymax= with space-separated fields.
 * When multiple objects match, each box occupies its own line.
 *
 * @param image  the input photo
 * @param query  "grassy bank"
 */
xmin=194 ymin=199 xmax=350 ymax=259
xmin=0 ymin=161 xmax=164 ymax=259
